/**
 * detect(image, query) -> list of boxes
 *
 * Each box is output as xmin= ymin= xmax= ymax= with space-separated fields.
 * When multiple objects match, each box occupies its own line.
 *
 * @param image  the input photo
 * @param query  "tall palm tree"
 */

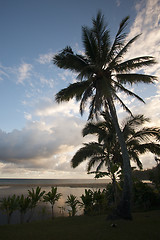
xmin=53 ymin=12 xmax=157 ymax=219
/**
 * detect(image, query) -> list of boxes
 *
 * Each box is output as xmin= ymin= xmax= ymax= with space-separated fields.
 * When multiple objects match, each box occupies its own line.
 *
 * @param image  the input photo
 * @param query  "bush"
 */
xmin=133 ymin=181 xmax=160 ymax=210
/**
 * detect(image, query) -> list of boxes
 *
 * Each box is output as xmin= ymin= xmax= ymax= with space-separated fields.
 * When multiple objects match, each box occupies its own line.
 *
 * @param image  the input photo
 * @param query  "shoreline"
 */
xmin=0 ymin=183 xmax=108 ymax=188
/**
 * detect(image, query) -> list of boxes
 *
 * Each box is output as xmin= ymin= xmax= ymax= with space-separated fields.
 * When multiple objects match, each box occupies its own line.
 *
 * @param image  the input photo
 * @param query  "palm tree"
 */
xmin=43 ymin=187 xmax=62 ymax=220
xmin=27 ymin=186 xmax=45 ymax=222
xmin=65 ymin=194 xmax=79 ymax=217
xmin=71 ymin=114 xmax=160 ymax=208
xmin=0 ymin=195 xmax=19 ymax=224
xmin=17 ymin=194 xmax=31 ymax=224
xmin=53 ymin=12 xmax=157 ymax=219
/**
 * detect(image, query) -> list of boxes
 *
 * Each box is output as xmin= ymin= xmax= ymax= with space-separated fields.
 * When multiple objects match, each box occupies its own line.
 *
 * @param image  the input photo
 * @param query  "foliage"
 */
xmin=133 ymin=181 xmax=160 ymax=210
xmin=80 ymin=189 xmax=93 ymax=215
xmin=79 ymin=189 xmax=107 ymax=215
xmin=72 ymin=114 xmax=160 ymax=173
xmin=0 ymin=195 xmax=19 ymax=224
xmin=43 ymin=187 xmax=62 ymax=219
xmin=17 ymin=194 xmax=31 ymax=223
xmin=27 ymin=186 xmax=45 ymax=222
xmin=149 ymin=164 xmax=160 ymax=189
xmin=65 ymin=194 xmax=80 ymax=217
xmin=54 ymin=11 xmax=157 ymax=219
xmin=54 ymin=12 xmax=156 ymax=119
xmin=28 ymin=186 xmax=45 ymax=209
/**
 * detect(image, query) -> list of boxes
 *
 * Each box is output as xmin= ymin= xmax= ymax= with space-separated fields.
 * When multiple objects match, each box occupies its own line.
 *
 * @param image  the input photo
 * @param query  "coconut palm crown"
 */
xmin=71 ymin=114 xmax=160 ymax=173
xmin=54 ymin=12 xmax=156 ymax=119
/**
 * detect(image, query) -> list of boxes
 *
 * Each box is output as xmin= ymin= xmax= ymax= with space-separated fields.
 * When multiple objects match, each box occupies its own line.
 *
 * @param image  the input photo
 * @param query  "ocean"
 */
xmin=0 ymin=178 xmax=109 ymax=186
xmin=0 ymin=178 xmax=110 ymax=225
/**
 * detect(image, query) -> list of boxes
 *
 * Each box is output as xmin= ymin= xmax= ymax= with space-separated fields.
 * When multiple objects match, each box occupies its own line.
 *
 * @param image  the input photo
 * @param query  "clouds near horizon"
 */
xmin=0 ymin=0 xmax=159 ymax=178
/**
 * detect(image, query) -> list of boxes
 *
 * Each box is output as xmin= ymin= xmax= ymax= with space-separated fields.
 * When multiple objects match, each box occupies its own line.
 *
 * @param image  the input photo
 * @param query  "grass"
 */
xmin=0 ymin=210 xmax=160 ymax=240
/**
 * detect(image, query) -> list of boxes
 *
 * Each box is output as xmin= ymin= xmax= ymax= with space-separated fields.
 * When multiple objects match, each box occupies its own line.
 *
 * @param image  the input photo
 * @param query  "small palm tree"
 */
xmin=0 ymin=195 xmax=19 ymax=224
xmin=17 ymin=194 xmax=31 ymax=223
xmin=27 ymin=186 xmax=45 ymax=222
xmin=65 ymin=194 xmax=79 ymax=217
xmin=43 ymin=187 xmax=62 ymax=220
xmin=79 ymin=189 xmax=94 ymax=215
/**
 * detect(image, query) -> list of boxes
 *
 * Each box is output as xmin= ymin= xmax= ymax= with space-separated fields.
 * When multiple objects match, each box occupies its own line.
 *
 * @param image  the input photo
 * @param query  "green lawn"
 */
xmin=0 ymin=210 xmax=160 ymax=240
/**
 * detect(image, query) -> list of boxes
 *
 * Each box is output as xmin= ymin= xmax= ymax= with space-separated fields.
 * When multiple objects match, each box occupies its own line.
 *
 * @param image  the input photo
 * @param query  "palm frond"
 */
xmin=132 ymin=127 xmax=160 ymax=142
xmin=114 ymin=56 xmax=157 ymax=72
xmin=109 ymin=34 xmax=141 ymax=68
xmin=114 ymin=93 xmax=133 ymax=116
xmin=129 ymin=151 xmax=143 ymax=169
xmin=107 ymin=16 xmax=129 ymax=61
xmin=116 ymin=73 xmax=157 ymax=85
xmin=71 ymin=142 xmax=104 ymax=168
xmin=113 ymin=81 xmax=145 ymax=103
xmin=53 ymin=46 xmax=89 ymax=72
xmin=55 ymin=80 xmax=91 ymax=103
xmin=122 ymin=115 xmax=149 ymax=132
xmin=82 ymin=26 xmax=99 ymax=63
xmin=87 ymin=156 xmax=105 ymax=172
xmin=134 ymin=143 xmax=160 ymax=155
xmin=96 ymin=159 xmax=105 ymax=172
xmin=82 ymin=121 xmax=105 ymax=137
xmin=80 ymin=85 xmax=94 ymax=115
xmin=92 ymin=11 xmax=111 ymax=64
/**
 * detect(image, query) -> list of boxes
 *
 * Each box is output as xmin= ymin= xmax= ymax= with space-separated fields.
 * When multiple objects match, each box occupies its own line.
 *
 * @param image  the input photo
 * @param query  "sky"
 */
xmin=0 ymin=0 xmax=160 ymax=179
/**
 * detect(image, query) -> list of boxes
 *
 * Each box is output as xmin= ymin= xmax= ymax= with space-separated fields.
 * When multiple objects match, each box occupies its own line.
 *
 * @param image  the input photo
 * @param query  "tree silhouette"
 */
xmin=54 ymin=12 xmax=157 ymax=219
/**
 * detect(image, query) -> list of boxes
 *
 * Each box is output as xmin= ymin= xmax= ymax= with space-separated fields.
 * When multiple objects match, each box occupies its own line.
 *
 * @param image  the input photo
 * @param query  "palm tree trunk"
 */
xmin=107 ymin=98 xmax=132 ymax=220
xmin=51 ymin=205 xmax=54 ymax=220
xmin=112 ymin=172 xmax=118 ymax=207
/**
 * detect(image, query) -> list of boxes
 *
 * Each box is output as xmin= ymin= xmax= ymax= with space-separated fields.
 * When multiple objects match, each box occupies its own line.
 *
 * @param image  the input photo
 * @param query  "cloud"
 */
xmin=116 ymin=0 xmax=120 ymax=7
xmin=1 ymin=0 xmax=160 ymax=178
xmin=17 ymin=63 xmax=33 ymax=84
xmin=24 ymin=112 xmax=32 ymax=120
xmin=35 ymin=99 xmax=80 ymax=117
xmin=0 ymin=106 xmax=87 ymax=170
xmin=125 ymin=0 xmax=160 ymax=68
xmin=37 ymin=52 xmax=54 ymax=64
xmin=0 ymin=69 xmax=8 ymax=81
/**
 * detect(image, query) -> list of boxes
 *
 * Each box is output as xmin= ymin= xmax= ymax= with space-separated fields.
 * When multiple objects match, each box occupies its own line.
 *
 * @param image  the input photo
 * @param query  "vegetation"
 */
xmin=65 ymin=194 xmax=79 ymax=217
xmin=133 ymin=181 xmax=160 ymax=211
xmin=0 ymin=210 xmax=160 ymax=240
xmin=17 ymin=195 xmax=31 ymax=223
xmin=43 ymin=187 xmax=62 ymax=220
xmin=0 ymin=179 xmax=159 ymax=225
xmin=79 ymin=189 xmax=107 ymax=215
xmin=0 ymin=195 xmax=19 ymax=224
xmin=132 ymin=163 xmax=160 ymax=186
xmin=149 ymin=163 xmax=160 ymax=189
xmin=54 ymin=11 xmax=157 ymax=219
xmin=71 ymin=114 xmax=160 ymax=210
xmin=27 ymin=186 xmax=45 ymax=222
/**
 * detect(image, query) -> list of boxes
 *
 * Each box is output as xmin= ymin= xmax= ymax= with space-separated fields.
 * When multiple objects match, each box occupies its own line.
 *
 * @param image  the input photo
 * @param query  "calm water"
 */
xmin=0 ymin=178 xmax=109 ymax=185
xmin=0 ymin=178 xmax=109 ymax=225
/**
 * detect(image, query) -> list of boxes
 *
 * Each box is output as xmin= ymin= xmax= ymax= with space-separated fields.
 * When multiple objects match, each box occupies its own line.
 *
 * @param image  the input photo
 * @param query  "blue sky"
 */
xmin=0 ymin=0 xmax=160 ymax=178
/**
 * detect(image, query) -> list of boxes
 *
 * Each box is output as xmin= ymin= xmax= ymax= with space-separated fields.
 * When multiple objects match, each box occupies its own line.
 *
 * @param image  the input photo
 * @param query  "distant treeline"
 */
xmin=132 ymin=164 xmax=160 ymax=183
